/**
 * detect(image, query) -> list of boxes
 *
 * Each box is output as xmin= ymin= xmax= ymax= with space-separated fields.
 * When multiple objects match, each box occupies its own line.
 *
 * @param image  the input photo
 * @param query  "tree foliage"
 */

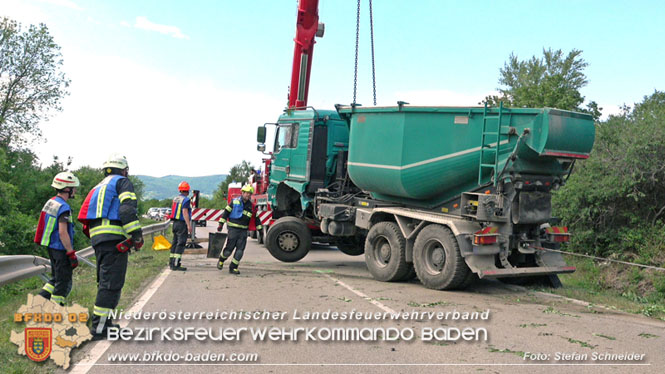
xmin=0 ymin=18 xmax=70 ymax=149
xmin=211 ymin=160 xmax=255 ymax=207
xmin=485 ymin=48 xmax=601 ymax=120
xmin=553 ymin=91 xmax=665 ymax=264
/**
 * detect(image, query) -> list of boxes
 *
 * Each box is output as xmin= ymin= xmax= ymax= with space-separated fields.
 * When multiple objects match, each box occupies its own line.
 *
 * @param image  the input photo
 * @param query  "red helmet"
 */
xmin=178 ymin=181 xmax=190 ymax=192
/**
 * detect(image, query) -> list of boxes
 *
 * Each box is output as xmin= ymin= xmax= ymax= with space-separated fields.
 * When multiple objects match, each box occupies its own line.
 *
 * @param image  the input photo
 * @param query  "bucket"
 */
xmin=207 ymin=232 xmax=227 ymax=258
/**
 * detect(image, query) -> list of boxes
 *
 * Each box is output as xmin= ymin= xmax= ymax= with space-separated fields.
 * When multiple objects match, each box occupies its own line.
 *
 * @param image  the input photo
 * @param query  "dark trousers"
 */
xmin=38 ymin=248 xmax=73 ymax=305
xmin=171 ymin=220 xmax=187 ymax=266
xmin=91 ymin=240 xmax=128 ymax=333
xmin=172 ymin=220 xmax=187 ymax=255
xmin=220 ymin=227 xmax=248 ymax=263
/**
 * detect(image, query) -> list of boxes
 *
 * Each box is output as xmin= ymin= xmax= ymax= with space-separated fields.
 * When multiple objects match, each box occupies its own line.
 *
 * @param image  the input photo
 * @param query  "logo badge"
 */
xmin=25 ymin=328 xmax=52 ymax=362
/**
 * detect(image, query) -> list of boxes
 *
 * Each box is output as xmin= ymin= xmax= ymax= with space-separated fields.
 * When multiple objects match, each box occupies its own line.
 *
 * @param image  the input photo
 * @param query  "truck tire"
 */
xmin=413 ymin=224 xmax=469 ymax=290
xmin=336 ymin=237 xmax=364 ymax=256
xmin=364 ymin=222 xmax=409 ymax=282
xmin=265 ymin=217 xmax=311 ymax=262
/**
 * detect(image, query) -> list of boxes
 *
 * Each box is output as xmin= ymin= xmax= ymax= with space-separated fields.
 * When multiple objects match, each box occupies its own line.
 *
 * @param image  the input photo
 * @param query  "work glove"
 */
xmin=217 ymin=222 xmax=224 ymax=232
xmin=256 ymin=225 xmax=263 ymax=231
xmin=131 ymin=231 xmax=144 ymax=251
xmin=66 ymin=251 xmax=78 ymax=269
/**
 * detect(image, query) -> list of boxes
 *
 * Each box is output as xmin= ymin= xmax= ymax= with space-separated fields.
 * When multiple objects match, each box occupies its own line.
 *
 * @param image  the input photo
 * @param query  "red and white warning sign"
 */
xmin=191 ymin=208 xmax=224 ymax=222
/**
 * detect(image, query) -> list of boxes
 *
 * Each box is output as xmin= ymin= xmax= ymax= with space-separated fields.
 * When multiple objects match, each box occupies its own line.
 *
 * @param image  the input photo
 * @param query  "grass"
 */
xmin=529 ymin=257 xmax=665 ymax=320
xmin=1 ymin=233 xmax=171 ymax=374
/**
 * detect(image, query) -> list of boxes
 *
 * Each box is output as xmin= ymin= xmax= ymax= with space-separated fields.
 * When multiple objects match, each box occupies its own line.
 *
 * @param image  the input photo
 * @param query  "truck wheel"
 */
xmin=266 ymin=217 xmax=311 ymax=262
xmin=413 ymin=224 xmax=469 ymax=290
xmin=336 ymin=237 xmax=365 ymax=256
xmin=364 ymin=222 xmax=409 ymax=282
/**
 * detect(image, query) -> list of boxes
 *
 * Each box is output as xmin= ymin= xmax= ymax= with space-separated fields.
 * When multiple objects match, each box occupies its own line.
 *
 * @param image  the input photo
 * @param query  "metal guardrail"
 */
xmin=0 ymin=221 xmax=171 ymax=287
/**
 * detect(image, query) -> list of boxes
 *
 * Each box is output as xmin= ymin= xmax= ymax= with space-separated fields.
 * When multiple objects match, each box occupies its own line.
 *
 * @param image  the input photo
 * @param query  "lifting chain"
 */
xmin=353 ymin=0 xmax=377 ymax=106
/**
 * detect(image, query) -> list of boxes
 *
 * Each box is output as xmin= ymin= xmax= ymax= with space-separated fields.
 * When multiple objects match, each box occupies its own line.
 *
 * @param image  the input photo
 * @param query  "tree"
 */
xmin=211 ymin=160 xmax=255 ymax=207
xmin=553 ymin=91 xmax=665 ymax=262
xmin=0 ymin=18 xmax=70 ymax=149
xmin=485 ymin=48 xmax=601 ymax=121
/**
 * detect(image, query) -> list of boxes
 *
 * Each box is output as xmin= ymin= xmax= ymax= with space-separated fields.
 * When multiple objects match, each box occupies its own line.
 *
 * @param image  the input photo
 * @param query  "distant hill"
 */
xmin=137 ymin=174 xmax=226 ymax=200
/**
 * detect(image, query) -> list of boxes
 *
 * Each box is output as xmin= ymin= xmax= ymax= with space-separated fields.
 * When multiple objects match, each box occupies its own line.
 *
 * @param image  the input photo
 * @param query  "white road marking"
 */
xmin=69 ymin=268 xmax=172 ymax=373
xmin=324 ymin=274 xmax=397 ymax=314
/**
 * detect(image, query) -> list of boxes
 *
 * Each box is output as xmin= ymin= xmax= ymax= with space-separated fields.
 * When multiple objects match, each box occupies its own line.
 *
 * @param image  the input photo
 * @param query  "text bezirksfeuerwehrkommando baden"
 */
xmin=109 ymin=308 xmax=490 ymax=322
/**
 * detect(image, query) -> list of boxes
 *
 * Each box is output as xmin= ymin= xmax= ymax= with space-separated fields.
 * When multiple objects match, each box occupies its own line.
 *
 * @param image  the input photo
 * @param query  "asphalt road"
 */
xmin=69 ymin=224 xmax=665 ymax=374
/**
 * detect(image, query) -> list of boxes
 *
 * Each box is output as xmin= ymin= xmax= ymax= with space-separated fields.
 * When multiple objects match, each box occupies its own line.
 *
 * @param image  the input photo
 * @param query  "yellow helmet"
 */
xmin=51 ymin=171 xmax=80 ymax=190
xmin=241 ymin=184 xmax=254 ymax=194
xmin=103 ymin=153 xmax=129 ymax=169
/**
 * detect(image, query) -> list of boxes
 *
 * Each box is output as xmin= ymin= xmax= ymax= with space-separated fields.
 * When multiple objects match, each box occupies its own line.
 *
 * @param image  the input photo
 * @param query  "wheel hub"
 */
xmin=278 ymin=232 xmax=299 ymax=252
xmin=425 ymin=240 xmax=446 ymax=273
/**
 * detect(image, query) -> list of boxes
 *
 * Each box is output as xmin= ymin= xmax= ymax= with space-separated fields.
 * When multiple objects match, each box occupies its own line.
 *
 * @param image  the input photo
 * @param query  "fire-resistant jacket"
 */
xmin=78 ymin=174 xmax=142 ymax=245
xmin=34 ymin=196 xmax=74 ymax=250
xmin=221 ymin=197 xmax=262 ymax=230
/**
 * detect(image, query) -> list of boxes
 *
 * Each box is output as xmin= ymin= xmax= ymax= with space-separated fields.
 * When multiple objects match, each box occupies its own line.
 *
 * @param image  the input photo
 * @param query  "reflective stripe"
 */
xmin=256 ymin=225 xmax=263 ymax=230
xmin=173 ymin=254 xmax=182 ymax=259
xmin=93 ymin=305 xmax=112 ymax=316
xmin=96 ymin=316 xmax=107 ymax=334
xmin=119 ymin=191 xmax=137 ymax=202
xmin=169 ymin=253 xmax=176 ymax=258
xmin=51 ymin=295 xmax=65 ymax=304
xmin=232 ymin=258 xmax=239 ymax=265
xmin=42 ymin=283 xmax=54 ymax=294
xmin=90 ymin=219 xmax=127 ymax=237
xmin=219 ymin=218 xmax=226 ymax=223
xmin=218 ymin=260 xmax=224 ymax=266
xmin=225 ymin=205 xmax=233 ymax=212
xmin=227 ymin=221 xmax=248 ymax=229
xmin=243 ymin=211 xmax=252 ymax=218
xmin=96 ymin=184 xmax=108 ymax=217
xmin=40 ymin=217 xmax=56 ymax=246
xmin=122 ymin=220 xmax=141 ymax=233
xmin=233 ymin=200 xmax=241 ymax=205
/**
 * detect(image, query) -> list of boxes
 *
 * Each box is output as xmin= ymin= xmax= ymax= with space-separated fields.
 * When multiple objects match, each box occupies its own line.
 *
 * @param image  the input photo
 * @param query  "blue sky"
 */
xmin=2 ymin=0 xmax=664 ymax=177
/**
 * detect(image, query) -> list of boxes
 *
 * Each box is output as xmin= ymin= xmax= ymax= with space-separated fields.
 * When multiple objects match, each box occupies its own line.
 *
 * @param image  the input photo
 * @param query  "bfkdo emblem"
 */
xmin=25 ymin=328 xmax=52 ymax=362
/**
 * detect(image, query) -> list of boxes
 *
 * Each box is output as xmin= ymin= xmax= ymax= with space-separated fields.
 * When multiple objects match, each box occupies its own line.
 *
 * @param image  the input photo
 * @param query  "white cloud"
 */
xmin=134 ymin=16 xmax=188 ymax=40
xmin=34 ymin=53 xmax=282 ymax=177
xmin=38 ymin=0 xmax=83 ymax=11
xmin=1 ymin=0 xmax=51 ymax=25
xmin=119 ymin=20 xmax=131 ymax=28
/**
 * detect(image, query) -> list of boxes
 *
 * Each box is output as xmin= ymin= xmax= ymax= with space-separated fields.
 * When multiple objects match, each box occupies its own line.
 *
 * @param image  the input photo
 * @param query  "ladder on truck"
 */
xmin=478 ymin=102 xmax=510 ymax=186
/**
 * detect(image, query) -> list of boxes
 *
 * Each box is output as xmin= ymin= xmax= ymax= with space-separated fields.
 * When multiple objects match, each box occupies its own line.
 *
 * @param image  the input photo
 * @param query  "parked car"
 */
xmin=146 ymin=207 xmax=161 ymax=220
xmin=159 ymin=208 xmax=172 ymax=220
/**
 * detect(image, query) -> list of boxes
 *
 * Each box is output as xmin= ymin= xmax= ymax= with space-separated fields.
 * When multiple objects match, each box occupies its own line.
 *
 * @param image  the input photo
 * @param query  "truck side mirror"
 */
xmin=257 ymin=144 xmax=266 ymax=152
xmin=257 ymin=126 xmax=267 ymax=143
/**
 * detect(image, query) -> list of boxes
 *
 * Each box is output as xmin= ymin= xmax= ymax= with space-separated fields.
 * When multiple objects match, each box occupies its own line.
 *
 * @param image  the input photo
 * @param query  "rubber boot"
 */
xmin=174 ymin=258 xmax=187 ymax=271
xmin=216 ymin=259 xmax=224 ymax=270
xmin=229 ymin=262 xmax=239 ymax=275
xmin=169 ymin=257 xmax=175 ymax=270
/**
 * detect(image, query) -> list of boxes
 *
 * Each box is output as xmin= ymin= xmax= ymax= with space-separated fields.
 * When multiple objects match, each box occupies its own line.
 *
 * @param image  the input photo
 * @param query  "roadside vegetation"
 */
xmin=1 ymin=235 xmax=172 ymax=373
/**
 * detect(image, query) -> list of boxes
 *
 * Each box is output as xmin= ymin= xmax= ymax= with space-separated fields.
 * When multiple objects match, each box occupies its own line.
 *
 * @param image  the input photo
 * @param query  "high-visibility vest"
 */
xmin=34 ymin=196 xmax=74 ymax=250
xmin=78 ymin=175 xmax=139 ymax=237
xmin=170 ymin=194 xmax=190 ymax=221
xmin=229 ymin=198 xmax=244 ymax=220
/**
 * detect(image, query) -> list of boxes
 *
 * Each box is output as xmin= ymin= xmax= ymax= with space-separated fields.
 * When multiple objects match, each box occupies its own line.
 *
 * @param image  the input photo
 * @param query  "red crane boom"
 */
xmin=288 ymin=0 xmax=324 ymax=108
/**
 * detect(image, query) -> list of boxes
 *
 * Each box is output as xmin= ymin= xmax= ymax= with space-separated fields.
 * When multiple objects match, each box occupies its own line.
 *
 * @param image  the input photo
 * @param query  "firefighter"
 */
xmin=168 ymin=181 xmax=192 ymax=271
xmin=35 ymin=172 xmax=80 ymax=306
xmin=78 ymin=154 xmax=143 ymax=339
xmin=216 ymin=184 xmax=262 ymax=274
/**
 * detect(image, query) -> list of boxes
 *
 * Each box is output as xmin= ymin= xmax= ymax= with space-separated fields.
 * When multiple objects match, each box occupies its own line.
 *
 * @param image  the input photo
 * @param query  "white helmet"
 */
xmin=52 ymin=171 xmax=80 ymax=190
xmin=103 ymin=153 xmax=129 ymax=169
